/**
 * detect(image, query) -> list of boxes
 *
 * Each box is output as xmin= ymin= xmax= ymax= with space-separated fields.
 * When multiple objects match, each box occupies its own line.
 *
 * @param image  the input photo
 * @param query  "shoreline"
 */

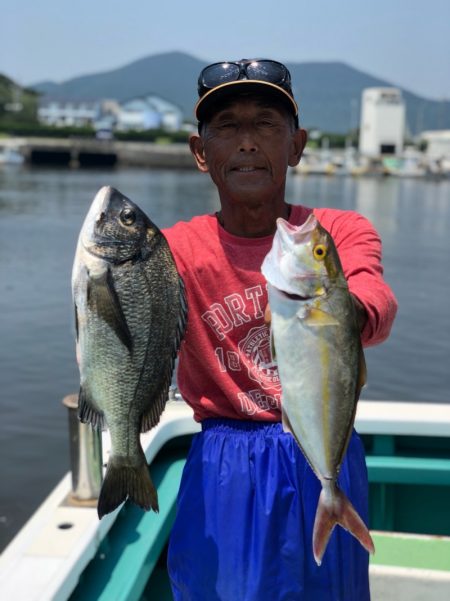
xmin=0 ymin=137 xmax=196 ymax=169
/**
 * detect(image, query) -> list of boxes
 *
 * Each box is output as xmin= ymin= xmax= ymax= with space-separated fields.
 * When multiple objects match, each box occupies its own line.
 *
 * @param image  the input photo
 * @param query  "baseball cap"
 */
xmin=195 ymin=59 xmax=299 ymax=126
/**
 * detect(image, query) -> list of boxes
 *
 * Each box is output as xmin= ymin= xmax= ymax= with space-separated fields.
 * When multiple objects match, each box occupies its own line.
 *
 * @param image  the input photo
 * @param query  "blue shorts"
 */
xmin=168 ymin=419 xmax=370 ymax=601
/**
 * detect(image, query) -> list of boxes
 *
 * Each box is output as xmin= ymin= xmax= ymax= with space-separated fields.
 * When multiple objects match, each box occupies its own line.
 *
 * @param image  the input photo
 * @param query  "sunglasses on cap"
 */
xmin=197 ymin=59 xmax=293 ymax=97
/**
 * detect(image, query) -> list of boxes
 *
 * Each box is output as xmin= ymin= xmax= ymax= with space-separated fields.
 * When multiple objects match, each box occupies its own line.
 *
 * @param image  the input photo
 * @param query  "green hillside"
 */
xmin=0 ymin=75 xmax=39 ymax=124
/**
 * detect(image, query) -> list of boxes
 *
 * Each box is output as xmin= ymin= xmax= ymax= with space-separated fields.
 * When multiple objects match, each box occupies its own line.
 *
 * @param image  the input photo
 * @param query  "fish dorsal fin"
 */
xmin=300 ymin=306 xmax=340 ymax=327
xmin=88 ymin=267 xmax=133 ymax=353
xmin=140 ymin=273 xmax=188 ymax=433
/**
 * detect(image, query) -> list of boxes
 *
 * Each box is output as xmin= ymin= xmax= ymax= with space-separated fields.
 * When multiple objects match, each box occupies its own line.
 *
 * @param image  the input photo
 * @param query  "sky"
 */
xmin=1 ymin=0 xmax=449 ymax=100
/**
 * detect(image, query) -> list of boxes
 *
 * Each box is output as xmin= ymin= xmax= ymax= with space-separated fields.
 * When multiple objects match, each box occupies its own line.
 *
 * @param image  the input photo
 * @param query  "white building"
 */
xmin=116 ymin=95 xmax=183 ymax=132
xmin=116 ymin=98 xmax=161 ymax=131
xmin=38 ymin=99 xmax=121 ymax=129
xmin=419 ymin=130 xmax=450 ymax=159
xmin=38 ymin=100 xmax=101 ymax=127
xmin=145 ymin=95 xmax=183 ymax=131
xmin=359 ymin=88 xmax=406 ymax=156
xmin=38 ymin=95 xmax=184 ymax=132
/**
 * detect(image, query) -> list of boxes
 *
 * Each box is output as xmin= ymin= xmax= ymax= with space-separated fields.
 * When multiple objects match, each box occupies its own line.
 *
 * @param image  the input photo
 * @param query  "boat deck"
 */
xmin=1 ymin=400 xmax=450 ymax=601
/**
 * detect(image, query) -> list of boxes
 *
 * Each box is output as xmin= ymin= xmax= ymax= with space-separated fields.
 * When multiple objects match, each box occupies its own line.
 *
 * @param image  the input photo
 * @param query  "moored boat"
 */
xmin=383 ymin=149 xmax=427 ymax=178
xmin=293 ymin=148 xmax=336 ymax=175
xmin=0 ymin=145 xmax=24 ymax=165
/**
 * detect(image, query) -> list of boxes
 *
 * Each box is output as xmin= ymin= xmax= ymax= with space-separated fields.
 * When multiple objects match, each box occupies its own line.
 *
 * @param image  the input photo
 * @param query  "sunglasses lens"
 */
xmin=246 ymin=61 xmax=287 ymax=84
xmin=202 ymin=63 xmax=241 ymax=88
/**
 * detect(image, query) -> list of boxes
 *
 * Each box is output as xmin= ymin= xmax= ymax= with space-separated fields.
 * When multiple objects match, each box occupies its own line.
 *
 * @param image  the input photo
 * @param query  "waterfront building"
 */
xmin=116 ymin=95 xmax=183 ymax=132
xmin=38 ymin=95 xmax=183 ymax=133
xmin=143 ymin=95 xmax=183 ymax=131
xmin=420 ymin=130 xmax=450 ymax=159
xmin=418 ymin=130 xmax=450 ymax=174
xmin=38 ymin=99 xmax=102 ymax=127
xmin=116 ymin=98 xmax=161 ymax=131
xmin=359 ymin=88 xmax=406 ymax=156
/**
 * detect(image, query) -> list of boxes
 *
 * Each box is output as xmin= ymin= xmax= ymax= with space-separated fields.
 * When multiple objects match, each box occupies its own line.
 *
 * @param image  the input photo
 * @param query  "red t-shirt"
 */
xmin=163 ymin=205 xmax=397 ymax=422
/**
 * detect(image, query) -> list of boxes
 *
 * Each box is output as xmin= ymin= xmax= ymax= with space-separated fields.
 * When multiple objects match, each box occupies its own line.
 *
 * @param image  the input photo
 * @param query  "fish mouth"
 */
xmin=83 ymin=234 xmax=126 ymax=251
xmin=277 ymin=213 xmax=318 ymax=233
xmin=82 ymin=234 xmax=141 ymax=264
xmin=273 ymin=276 xmax=329 ymax=301
xmin=279 ymin=290 xmax=314 ymax=301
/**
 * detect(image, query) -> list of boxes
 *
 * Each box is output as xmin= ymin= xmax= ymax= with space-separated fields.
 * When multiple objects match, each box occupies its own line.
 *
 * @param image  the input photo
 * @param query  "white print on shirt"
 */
xmin=201 ymin=285 xmax=265 ymax=341
xmin=214 ymin=347 xmax=241 ymax=372
xmin=238 ymin=389 xmax=281 ymax=415
xmin=214 ymin=326 xmax=282 ymax=415
xmin=203 ymin=284 xmax=281 ymax=416
xmin=238 ymin=326 xmax=280 ymax=391
xmin=214 ymin=325 xmax=280 ymax=389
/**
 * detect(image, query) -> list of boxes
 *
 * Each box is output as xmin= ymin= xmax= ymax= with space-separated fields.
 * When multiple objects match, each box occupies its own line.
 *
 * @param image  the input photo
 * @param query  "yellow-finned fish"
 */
xmin=261 ymin=213 xmax=374 ymax=565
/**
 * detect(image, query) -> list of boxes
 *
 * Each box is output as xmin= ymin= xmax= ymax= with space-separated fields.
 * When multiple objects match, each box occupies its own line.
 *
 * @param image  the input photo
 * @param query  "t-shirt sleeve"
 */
xmin=315 ymin=209 xmax=398 ymax=347
xmin=161 ymin=222 xmax=191 ymax=279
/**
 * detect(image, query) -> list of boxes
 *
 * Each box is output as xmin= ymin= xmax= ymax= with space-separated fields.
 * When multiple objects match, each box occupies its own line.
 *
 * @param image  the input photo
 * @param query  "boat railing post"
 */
xmin=62 ymin=393 xmax=103 ymax=506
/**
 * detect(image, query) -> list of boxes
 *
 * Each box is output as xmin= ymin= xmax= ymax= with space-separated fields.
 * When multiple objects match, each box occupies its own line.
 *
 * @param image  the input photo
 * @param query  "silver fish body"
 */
xmin=261 ymin=214 xmax=373 ymax=565
xmin=72 ymin=186 xmax=186 ymax=518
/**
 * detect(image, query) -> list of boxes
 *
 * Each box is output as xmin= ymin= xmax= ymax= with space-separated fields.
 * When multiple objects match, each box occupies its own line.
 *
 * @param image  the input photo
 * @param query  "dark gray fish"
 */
xmin=262 ymin=214 xmax=374 ymax=565
xmin=72 ymin=186 xmax=187 ymax=518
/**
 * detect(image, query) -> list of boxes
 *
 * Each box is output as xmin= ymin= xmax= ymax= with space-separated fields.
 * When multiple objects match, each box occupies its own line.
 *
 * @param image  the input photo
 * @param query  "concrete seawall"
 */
xmin=1 ymin=137 xmax=196 ymax=169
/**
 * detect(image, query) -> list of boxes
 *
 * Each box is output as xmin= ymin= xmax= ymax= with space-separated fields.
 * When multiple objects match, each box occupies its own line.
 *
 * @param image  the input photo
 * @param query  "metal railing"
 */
xmin=62 ymin=393 xmax=103 ymax=505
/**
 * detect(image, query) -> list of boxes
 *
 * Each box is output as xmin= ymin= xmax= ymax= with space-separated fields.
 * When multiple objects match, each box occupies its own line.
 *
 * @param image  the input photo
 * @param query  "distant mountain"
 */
xmin=32 ymin=80 xmax=59 ymax=95
xmin=32 ymin=51 xmax=202 ymax=114
xmin=31 ymin=51 xmax=450 ymax=135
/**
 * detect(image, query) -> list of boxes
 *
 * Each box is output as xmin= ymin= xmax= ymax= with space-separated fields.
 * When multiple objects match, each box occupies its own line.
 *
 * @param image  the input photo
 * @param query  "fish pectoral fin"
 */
xmin=300 ymin=307 xmax=340 ymax=327
xmin=88 ymin=267 xmax=133 ymax=353
xmin=78 ymin=386 xmax=106 ymax=430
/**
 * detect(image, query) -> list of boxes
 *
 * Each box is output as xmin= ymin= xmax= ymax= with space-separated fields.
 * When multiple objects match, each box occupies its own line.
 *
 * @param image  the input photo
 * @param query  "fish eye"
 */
xmin=313 ymin=244 xmax=327 ymax=261
xmin=120 ymin=207 xmax=136 ymax=226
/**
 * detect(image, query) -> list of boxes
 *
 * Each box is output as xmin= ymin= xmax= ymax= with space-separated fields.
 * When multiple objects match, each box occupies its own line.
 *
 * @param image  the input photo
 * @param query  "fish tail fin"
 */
xmin=312 ymin=483 xmax=375 ymax=566
xmin=97 ymin=457 xmax=159 ymax=519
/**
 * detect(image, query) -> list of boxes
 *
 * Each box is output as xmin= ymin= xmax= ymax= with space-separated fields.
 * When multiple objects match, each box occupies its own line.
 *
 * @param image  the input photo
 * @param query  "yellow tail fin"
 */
xmin=312 ymin=482 xmax=375 ymax=566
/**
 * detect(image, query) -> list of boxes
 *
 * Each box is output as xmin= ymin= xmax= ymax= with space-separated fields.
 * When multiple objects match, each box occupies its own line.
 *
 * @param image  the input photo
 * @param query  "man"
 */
xmin=163 ymin=59 xmax=397 ymax=600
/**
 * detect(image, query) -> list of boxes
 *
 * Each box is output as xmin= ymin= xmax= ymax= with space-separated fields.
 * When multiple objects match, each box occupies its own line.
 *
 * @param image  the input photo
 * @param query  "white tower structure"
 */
xmin=359 ymin=88 xmax=406 ymax=156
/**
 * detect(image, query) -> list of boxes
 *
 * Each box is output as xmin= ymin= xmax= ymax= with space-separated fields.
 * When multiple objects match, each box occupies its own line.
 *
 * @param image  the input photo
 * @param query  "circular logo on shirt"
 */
xmin=238 ymin=326 xmax=281 ymax=390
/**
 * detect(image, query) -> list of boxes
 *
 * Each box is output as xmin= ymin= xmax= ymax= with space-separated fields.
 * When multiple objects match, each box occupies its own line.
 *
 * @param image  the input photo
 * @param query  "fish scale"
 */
xmin=72 ymin=185 xmax=187 ymax=518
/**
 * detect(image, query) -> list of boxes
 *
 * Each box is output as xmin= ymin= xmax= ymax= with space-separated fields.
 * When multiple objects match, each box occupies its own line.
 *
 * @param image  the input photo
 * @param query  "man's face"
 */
xmin=191 ymin=97 xmax=305 ymax=207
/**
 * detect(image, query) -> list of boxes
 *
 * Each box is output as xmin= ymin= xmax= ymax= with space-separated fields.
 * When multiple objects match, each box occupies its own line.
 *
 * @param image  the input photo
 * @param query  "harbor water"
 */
xmin=0 ymin=165 xmax=449 ymax=552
